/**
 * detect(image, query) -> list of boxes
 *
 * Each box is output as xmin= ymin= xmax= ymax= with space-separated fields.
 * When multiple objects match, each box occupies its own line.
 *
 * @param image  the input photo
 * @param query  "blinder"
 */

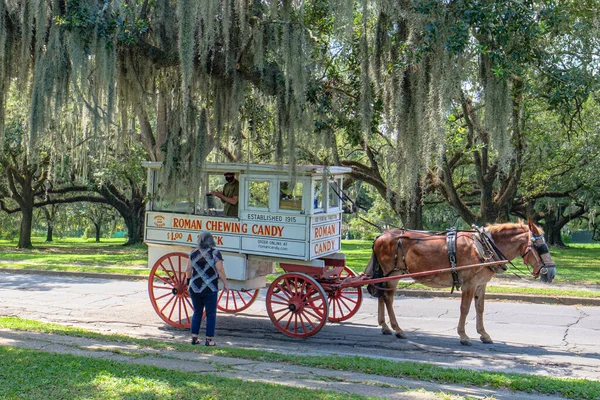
xmin=532 ymin=234 xmax=550 ymax=256
xmin=526 ymin=233 xmax=556 ymax=275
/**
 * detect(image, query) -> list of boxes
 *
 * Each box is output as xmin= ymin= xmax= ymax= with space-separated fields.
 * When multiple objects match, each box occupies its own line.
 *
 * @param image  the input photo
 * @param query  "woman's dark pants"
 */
xmin=189 ymin=290 xmax=218 ymax=337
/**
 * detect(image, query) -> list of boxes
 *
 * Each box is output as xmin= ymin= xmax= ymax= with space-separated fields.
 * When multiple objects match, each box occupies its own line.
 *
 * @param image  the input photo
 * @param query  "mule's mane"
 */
xmin=486 ymin=221 xmax=527 ymax=235
xmin=485 ymin=220 xmax=544 ymax=239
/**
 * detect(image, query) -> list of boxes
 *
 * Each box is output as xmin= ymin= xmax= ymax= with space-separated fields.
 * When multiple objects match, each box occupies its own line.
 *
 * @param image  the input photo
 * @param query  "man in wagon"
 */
xmin=211 ymin=172 xmax=239 ymax=217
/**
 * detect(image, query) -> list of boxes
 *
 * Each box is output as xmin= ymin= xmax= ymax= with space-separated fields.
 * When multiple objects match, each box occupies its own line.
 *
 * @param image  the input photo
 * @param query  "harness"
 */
xmin=472 ymin=225 xmax=509 ymax=273
xmin=446 ymin=228 xmax=460 ymax=293
xmin=367 ymin=232 xmax=408 ymax=298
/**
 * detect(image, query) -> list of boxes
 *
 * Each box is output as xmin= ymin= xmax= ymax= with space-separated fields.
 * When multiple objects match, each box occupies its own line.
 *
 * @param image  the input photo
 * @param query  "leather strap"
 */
xmin=446 ymin=228 xmax=460 ymax=293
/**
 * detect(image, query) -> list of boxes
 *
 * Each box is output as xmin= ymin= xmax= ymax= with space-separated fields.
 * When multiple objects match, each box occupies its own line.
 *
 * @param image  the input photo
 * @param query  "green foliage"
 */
xmin=55 ymin=1 xmax=149 ymax=52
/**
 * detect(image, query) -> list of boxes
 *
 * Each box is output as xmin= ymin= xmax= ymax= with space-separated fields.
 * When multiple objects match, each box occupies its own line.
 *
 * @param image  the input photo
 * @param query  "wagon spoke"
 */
xmin=271 ymin=291 xmax=292 ymax=303
xmin=272 ymin=306 xmax=291 ymax=315
xmin=297 ymin=312 xmax=308 ymax=333
xmin=153 ymin=274 xmax=174 ymax=286
xmin=151 ymin=284 xmax=175 ymax=293
xmin=184 ymin=296 xmax=194 ymax=311
xmin=161 ymin=295 xmax=176 ymax=315
xmin=154 ymin=292 xmax=174 ymax=302
xmin=300 ymin=311 xmax=317 ymax=331
xmin=294 ymin=314 xmax=301 ymax=334
xmin=281 ymin=311 xmax=293 ymax=331
xmin=302 ymin=308 xmax=323 ymax=321
xmin=166 ymin=257 xmax=182 ymax=284
xmin=269 ymin=299 xmax=290 ymax=306
xmin=231 ymin=292 xmax=239 ymax=310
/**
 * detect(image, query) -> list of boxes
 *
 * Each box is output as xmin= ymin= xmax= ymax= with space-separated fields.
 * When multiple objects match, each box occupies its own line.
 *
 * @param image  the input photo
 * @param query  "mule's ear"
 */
xmin=527 ymin=218 xmax=536 ymax=231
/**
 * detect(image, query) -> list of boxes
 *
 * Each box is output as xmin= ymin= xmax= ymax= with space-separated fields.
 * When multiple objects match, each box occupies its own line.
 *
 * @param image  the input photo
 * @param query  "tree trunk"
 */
xmin=43 ymin=206 xmax=56 ymax=242
xmin=95 ymin=181 xmax=146 ymax=246
xmin=399 ymin=183 xmax=423 ymax=229
xmin=543 ymin=218 xmax=565 ymax=247
xmin=123 ymin=202 xmax=145 ymax=245
xmin=18 ymin=202 xmax=34 ymax=249
xmin=94 ymin=222 xmax=101 ymax=242
xmin=542 ymin=204 xmax=586 ymax=248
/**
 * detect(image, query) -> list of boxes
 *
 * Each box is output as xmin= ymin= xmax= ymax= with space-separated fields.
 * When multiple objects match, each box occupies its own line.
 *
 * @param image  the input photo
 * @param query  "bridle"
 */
xmin=521 ymin=231 xmax=556 ymax=276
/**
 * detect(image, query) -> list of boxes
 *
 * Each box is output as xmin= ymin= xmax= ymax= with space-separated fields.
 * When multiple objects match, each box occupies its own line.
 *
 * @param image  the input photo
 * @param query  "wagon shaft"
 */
xmin=337 ymin=260 xmax=509 ymax=290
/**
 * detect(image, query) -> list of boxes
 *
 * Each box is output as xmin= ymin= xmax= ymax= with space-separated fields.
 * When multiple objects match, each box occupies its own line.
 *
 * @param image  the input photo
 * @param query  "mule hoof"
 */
xmin=480 ymin=336 xmax=494 ymax=344
xmin=382 ymin=328 xmax=393 ymax=335
xmin=460 ymin=338 xmax=472 ymax=346
xmin=395 ymin=331 xmax=407 ymax=339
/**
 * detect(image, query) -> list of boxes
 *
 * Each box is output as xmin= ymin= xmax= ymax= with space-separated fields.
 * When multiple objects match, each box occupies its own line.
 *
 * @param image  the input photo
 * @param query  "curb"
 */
xmin=0 ymin=268 xmax=148 ymax=281
xmin=2 ymin=268 xmax=599 ymax=307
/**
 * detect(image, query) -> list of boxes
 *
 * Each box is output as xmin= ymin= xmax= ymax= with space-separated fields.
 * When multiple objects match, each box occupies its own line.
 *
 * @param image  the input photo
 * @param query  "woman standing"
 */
xmin=185 ymin=231 xmax=228 ymax=346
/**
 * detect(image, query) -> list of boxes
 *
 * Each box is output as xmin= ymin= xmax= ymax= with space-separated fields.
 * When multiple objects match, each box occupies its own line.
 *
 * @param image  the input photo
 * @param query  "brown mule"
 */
xmin=365 ymin=219 xmax=556 ymax=345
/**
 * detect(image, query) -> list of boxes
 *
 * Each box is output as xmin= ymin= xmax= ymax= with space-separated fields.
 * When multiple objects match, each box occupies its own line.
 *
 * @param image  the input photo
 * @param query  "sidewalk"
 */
xmin=0 ymin=328 xmax=568 ymax=400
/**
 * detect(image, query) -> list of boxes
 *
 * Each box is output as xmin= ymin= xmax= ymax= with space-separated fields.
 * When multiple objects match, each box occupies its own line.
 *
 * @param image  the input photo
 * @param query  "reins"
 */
xmin=331 ymin=184 xmax=403 ymax=231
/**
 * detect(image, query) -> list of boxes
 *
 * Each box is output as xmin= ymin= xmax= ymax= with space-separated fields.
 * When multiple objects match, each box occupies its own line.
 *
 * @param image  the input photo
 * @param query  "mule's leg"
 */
xmin=383 ymin=291 xmax=406 ymax=338
xmin=457 ymin=288 xmax=475 ymax=346
xmin=474 ymin=284 xmax=493 ymax=344
xmin=378 ymin=296 xmax=393 ymax=335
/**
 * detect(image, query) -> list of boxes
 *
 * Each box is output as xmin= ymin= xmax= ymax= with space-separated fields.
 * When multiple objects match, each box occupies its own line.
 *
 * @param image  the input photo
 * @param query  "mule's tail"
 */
xmin=365 ymin=252 xmax=376 ymax=278
xmin=365 ymin=238 xmax=387 ymax=298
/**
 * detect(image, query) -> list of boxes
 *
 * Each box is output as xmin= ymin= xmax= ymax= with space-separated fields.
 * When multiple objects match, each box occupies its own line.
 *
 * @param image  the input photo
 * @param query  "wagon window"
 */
xmin=279 ymin=181 xmax=303 ymax=211
xmin=151 ymin=169 xmax=195 ymax=213
xmin=248 ymin=180 xmax=270 ymax=209
xmin=203 ymin=174 xmax=226 ymax=215
xmin=313 ymin=180 xmax=324 ymax=212
xmin=328 ymin=178 xmax=342 ymax=210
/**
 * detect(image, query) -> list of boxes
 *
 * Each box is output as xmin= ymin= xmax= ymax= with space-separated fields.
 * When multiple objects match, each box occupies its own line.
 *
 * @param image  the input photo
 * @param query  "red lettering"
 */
xmin=313 ymin=239 xmax=336 ymax=255
xmin=251 ymin=224 xmax=284 ymax=237
xmin=314 ymin=224 xmax=336 ymax=239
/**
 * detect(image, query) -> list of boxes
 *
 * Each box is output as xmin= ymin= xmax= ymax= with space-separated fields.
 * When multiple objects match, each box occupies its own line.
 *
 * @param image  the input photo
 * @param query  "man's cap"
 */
xmin=224 ymin=172 xmax=235 ymax=176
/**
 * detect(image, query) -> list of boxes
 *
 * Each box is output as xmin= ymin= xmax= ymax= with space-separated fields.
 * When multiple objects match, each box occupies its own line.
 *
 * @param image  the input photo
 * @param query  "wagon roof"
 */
xmin=142 ymin=161 xmax=352 ymax=176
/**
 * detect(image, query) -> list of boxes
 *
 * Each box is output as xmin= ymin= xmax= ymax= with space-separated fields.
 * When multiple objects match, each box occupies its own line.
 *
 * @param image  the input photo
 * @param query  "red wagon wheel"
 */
xmin=148 ymin=252 xmax=193 ymax=328
xmin=218 ymin=289 xmax=260 ymax=312
xmin=327 ymin=266 xmax=363 ymax=322
xmin=266 ymin=273 xmax=329 ymax=338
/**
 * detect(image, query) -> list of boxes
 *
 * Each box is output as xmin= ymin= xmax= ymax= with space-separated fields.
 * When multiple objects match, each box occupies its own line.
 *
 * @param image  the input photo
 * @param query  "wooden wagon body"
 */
xmin=143 ymin=162 xmax=362 ymax=337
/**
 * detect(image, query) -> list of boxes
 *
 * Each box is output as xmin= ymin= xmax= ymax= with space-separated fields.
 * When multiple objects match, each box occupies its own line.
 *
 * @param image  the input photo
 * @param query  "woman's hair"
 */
xmin=197 ymin=231 xmax=216 ymax=249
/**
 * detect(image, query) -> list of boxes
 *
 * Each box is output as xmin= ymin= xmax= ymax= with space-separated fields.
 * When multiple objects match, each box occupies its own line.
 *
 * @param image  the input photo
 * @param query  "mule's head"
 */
xmin=522 ymin=219 xmax=556 ymax=283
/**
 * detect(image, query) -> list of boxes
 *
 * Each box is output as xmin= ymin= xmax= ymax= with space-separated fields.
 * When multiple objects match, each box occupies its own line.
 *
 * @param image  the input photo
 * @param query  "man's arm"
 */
xmin=211 ymin=190 xmax=238 ymax=205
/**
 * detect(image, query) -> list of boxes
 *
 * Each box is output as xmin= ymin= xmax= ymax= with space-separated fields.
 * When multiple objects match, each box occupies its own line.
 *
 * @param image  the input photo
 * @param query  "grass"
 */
xmin=0 ymin=237 xmax=147 ymax=274
xmin=0 ymin=237 xmax=598 ymax=297
xmin=1 ymin=316 xmax=599 ymax=400
xmin=0 ymin=346 xmax=370 ymax=400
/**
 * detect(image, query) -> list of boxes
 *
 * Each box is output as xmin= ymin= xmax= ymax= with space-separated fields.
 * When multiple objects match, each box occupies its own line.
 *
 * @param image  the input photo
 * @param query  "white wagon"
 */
xmin=143 ymin=162 xmax=362 ymax=338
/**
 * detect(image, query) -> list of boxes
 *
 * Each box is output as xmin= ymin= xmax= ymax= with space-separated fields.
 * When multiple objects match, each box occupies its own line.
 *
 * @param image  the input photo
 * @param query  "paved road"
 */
xmin=1 ymin=271 xmax=599 ymax=382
